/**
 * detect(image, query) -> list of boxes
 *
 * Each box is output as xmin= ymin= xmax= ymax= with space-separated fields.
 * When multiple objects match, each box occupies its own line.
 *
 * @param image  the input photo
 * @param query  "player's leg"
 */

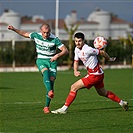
xmin=95 ymin=87 xmax=128 ymax=111
xmin=42 ymin=69 xmax=55 ymax=113
xmin=36 ymin=59 xmax=52 ymax=93
xmin=95 ymin=87 xmax=121 ymax=102
xmin=42 ymin=68 xmax=52 ymax=92
xmin=94 ymin=74 xmax=128 ymax=111
xmin=44 ymin=61 xmax=57 ymax=113
xmin=36 ymin=59 xmax=52 ymax=113
xmin=51 ymin=79 xmax=85 ymax=114
xmin=49 ymin=60 xmax=57 ymax=92
xmin=94 ymin=74 xmax=121 ymax=103
xmin=65 ymin=79 xmax=85 ymax=106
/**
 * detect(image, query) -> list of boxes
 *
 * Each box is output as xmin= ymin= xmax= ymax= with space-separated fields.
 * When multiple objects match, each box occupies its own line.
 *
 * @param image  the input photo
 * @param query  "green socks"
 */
xmin=43 ymin=70 xmax=52 ymax=92
xmin=43 ymin=70 xmax=52 ymax=107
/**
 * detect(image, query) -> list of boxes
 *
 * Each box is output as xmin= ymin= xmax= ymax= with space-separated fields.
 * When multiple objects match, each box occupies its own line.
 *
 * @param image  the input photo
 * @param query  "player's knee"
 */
xmin=50 ymin=76 xmax=55 ymax=81
xmin=70 ymin=84 xmax=78 ymax=92
xmin=98 ymin=93 xmax=104 ymax=96
xmin=97 ymin=91 xmax=107 ymax=97
xmin=41 ymin=68 xmax=48 ymax=74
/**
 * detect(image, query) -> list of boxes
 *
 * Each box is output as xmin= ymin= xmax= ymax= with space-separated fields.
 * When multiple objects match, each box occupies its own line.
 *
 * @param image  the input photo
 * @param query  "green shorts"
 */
xmin=36 ymin=58 xmax=57 ymax=78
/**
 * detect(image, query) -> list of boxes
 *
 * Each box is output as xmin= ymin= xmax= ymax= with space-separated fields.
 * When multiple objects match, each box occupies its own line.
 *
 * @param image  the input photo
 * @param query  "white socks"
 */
xmin=61 ymin=105 xmax=68 ymax=111
xmin=119 ymin=100 xmax=124 ymax=106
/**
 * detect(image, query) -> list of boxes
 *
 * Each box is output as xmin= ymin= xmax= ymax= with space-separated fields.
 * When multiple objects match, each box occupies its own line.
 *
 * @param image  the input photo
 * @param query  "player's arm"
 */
xmin=74 ymin=61 xmax=81 ymax=77
xmin=99 ymin=50 xmax=116 ymax=61
xmin=57 ymin=45 xmax=68 ymax=57
xmin=7 ymin=25 xmax=30 ymax=38
xmin=50 ymin=45 xmax=68 ymax=62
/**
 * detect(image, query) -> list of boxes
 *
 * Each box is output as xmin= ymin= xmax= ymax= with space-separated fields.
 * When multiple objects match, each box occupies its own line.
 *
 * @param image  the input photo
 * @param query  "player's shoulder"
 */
xmin=49 ymin=33 xmax=56 ymax=38
xmin=49 ymin=33 xmax=62 ymax=42
xmin=84 ymin=44 xmax=89 ymax=47
xmin=30 ymin=32 xmax=44 ymax=40
xmin=83 ymin=44 xmax=92 ymax=49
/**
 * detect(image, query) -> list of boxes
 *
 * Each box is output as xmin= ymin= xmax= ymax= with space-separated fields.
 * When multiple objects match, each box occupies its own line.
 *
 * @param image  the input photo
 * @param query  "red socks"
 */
xmin=65 ymin=91 xmax=77 ymax=106
xmin=106 ymin=91 xmax=121 ymax=103
xmin=64 ymin=90 xmax=121 ymax=107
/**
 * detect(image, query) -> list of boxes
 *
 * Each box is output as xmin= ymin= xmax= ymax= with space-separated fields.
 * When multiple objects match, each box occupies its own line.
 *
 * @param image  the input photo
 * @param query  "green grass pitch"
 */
xmin=0 ymin=69 xmax=133 ymax=133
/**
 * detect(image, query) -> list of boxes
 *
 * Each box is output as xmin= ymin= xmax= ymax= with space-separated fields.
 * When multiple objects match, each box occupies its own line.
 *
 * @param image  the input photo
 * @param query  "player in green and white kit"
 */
xmin=8 ymin=23 xmax=68 ymax=113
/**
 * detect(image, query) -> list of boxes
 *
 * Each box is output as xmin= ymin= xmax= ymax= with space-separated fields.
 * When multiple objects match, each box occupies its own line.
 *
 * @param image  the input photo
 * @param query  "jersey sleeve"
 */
xmin=55 ymin=37 xmax=64 ymax=48
xmin=29 ymin=32 xmax=37 ymax=40
xmin=74 ymin=48 xmax=79 ymax=61
xmin=88 ymin=47 xmax=100 ymax=56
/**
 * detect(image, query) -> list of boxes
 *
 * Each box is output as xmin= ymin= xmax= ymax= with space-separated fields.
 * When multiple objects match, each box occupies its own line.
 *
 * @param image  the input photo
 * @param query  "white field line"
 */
xmin=0 ymin=99 xmax=132 ymax=105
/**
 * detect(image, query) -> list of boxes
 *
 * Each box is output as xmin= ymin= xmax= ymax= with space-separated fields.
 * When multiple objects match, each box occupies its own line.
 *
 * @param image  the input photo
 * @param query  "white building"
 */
xmin=0 ymin=8 xmax=132 ymax=41
xmin=0 ymin=9 xmax=45 ymax=41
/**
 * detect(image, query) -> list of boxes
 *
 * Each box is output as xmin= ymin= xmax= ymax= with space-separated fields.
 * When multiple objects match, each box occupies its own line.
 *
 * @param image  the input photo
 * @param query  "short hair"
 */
xmin=40 ymin=23 xmax=50 ymax=30
xmin=74 ymin=32 xmax=85 ymax=40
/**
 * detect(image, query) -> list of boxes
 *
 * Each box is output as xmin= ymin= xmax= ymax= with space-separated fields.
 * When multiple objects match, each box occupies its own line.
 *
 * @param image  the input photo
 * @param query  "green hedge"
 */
xmin=0 ymin=40 xmax=132 ymax=67
xmin=0 ymin=41 xmax=13 ymax=67
xmin=15 ymin=41 xmax=36 ymax=66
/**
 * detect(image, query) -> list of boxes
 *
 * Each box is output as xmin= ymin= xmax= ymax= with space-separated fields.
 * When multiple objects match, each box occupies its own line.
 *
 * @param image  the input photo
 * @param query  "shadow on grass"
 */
xmin=0 ymin=87 xmax=15 ymax=89
xmin=70 ymin=105 xmax=133 ymax=113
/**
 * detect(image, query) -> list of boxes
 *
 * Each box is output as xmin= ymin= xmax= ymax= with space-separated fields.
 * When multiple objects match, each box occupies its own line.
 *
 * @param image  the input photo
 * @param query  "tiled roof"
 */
xmin=111 ymin=16 xmax=130 ymax=24
xmin=77 ymin=20 xmax=98 ymax=24
xmin=21 ymin=17 xmax=45 ymax=24
xmin=1 ymin=15 xmax=131 ymax=28
xmin=21 ymin=17 xmax=65 ymax=28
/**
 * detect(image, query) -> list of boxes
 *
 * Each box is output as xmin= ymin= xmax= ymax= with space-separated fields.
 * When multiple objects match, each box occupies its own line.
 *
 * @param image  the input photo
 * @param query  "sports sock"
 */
xmin=50 ymin=80 xmax=54 ymax=90
xmin=43 ymin=70 xmax=52 ymax=107
xmin=119 ymin=100 xmax=125 ymax=106
xmin=64 ymin=91 xmax=77 ymax=106
xmin=106 ymin=91 xmax=121 ymax=103
xmin=45 ymin=94 xmax=51 ymax=107
xmin=61 ymin=105 xmax=68 ymax=111
xmin=43 ymin=70 xmax=52 ymax=92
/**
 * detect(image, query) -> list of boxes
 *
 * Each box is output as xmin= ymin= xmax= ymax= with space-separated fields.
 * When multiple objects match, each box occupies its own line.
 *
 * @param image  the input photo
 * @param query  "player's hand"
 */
xmin=109 ymin=57 xmax=116 ymax=61
xmin=7 ymin=25 xmax=15 ymax=30
xmin=50 ymin=54 xmax=59 ymax=62
xmin=74 ymin=71 xmax=81 ymax=77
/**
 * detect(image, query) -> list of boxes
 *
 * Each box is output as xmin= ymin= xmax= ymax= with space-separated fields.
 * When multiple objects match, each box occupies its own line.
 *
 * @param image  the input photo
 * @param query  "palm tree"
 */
xmin=119 ymin=34 xmax=133 ymax=67
xmin=64 ymin=22 xmax=79 ymax=69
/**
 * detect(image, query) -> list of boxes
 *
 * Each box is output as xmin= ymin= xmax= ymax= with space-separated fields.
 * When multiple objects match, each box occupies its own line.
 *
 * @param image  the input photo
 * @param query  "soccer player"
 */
xmin=7 ymin=23 xmax=68 ymax=114
xmin=51 ymin=32 xmax=128 ymax=114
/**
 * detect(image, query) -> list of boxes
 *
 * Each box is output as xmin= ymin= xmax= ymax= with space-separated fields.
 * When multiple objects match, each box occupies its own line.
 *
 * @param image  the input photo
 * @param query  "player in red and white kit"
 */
xmin=51 ymin=32 xmax=128 ymax=114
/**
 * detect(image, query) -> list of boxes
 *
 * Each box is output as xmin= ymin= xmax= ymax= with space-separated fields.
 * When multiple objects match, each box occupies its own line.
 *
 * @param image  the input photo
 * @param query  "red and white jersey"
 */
xmin=74 ymin=44 xmax=103 ymax=75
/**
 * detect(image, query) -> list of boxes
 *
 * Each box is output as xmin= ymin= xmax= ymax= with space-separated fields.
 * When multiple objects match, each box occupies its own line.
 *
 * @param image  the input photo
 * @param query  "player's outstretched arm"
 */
xmin=7 ymin=25 xmax=30 ymax=38
xmin=99 ymin=50 xmax=116 ymax=62
xmin=74 ymin=61 xmax=81 ymax=77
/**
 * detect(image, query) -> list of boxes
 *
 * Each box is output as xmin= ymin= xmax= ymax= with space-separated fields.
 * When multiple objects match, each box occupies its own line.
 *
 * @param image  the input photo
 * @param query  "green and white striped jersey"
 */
xmin=29 ymin=32 xmax=64 ymax=59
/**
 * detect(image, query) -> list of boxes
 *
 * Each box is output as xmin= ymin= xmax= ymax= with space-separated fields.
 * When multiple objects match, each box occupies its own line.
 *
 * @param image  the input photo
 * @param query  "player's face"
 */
xmin=41 ymin=25 xmax=51 ymax=39
xmin=74 ymin=37 xmax=84 ymax=49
